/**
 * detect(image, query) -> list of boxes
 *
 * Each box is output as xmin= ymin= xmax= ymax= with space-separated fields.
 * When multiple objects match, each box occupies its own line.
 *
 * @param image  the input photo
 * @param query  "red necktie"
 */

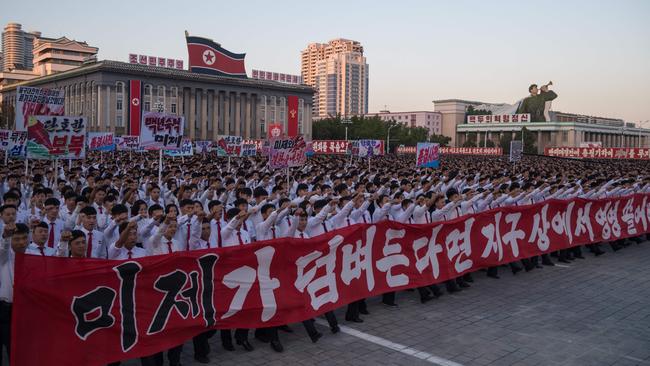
xmin=346 ymin=217 xmax=351 ymax=226
xmin=362 ymin=216 xmax=367 ymax=224
xmin=127 ymin=250 xmax=133 ymax=259
xmin=322 ymin=223 xmax=328 ymax=233
xmin=300 ymin=232 xmax=304 ymax=238
xmin=186 ymin=223 xmax=191 ymax=251
xmin=286 ymin=217 xmax=291 ymax=226
xmin=237 ymin=231 xmax=244 ymax=245
xmin=47 ymin=222 xmax=55 ymax=248
xmin=243 ymin=221 xmax=248 ymax=231
xmin=271 ymin=227 xmax=276 ymax=239
xmin=217 ymin=221 xmax=222 ymax=248
xmin=86 ymin=232 xmax=93 ymax=258
xmin=99 ymin=207 xmax=103 ymax=214
xmin=426 ymin=213 xmax=431 ymax=224
xmin=167 ymin=240 xmax=173 ymax=253
xmin=39 ymin=247 xmax=45 ymax=256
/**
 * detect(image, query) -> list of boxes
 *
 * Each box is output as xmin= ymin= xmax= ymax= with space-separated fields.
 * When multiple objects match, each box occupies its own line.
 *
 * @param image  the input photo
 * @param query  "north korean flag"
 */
xmin=186 ymin=35 xmax=247 ymax=78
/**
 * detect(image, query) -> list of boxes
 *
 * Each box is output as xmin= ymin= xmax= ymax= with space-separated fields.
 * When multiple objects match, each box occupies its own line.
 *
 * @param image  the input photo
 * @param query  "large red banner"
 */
xmin=545 ymin=147 xmax=650 ymax=160
xmin=287 ymin=95 xmax=298 ymax=137
xmin=129 ymin=80 xmax=141 ymax=136
xmin=12 ymin=194 xmax=650 ymax=366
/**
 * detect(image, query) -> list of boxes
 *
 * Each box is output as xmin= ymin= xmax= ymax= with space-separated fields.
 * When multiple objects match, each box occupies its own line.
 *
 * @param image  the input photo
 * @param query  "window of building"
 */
xmin=260 ymin=95 xmax=267 ymax=133
xmin=170 ymin=87 xmax=178 ymax=115
xmin=116 ymin=82 xmax=124 ymax=111
xmin=144 ymin=84 xmax=152 ymax=112
xmin=279 ymin=97 xmax=286 ymax=125
xmin=116 ymin=115 xmax=123 ymax=127
xmin=269 ymin=96 xmax=276 ymax=123
xmin=156 ymin=85 xmax=165 ymax=110
xmin=562 ymin=131 xmax=568 ymax=142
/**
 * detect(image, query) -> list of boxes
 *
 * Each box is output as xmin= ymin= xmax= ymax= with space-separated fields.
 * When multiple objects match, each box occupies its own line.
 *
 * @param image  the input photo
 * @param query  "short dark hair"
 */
xmin=80 ymin=206 xmax=97 ymax=216
xmin=111 ymin=204 xmax=129 ymax=216
xmin=226 ymin=208 xmax=241 ymax=220
xmin=14 ymin=223 xmax=29 ymax=235
xmin=44 ymin=197 xmax=60 ymax=207
xmin=529 ymin=84 xmax=538 ymax=92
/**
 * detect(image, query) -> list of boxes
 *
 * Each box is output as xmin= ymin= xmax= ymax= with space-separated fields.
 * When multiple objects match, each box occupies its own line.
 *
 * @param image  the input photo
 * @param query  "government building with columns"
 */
xmin=433 ymin=99 xmax=650 ymax=152
xmin=0 ymin=59 xmax=314 ymax=139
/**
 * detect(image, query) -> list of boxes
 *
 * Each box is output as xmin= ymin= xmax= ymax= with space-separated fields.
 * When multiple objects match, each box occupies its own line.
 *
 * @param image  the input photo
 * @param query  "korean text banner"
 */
xmin=545 ymin=147 xmax=650 ymax=160
xmin=0 ymin=131 xmax=27 ymax=159
xmin=241 ymin=143 xmax=257 ymax=157
xmin=15 ymin=86 xmax=65 ymax=131
xmin=164 ymin=138 xmax=193 ymax=156
xmin=215 ymin=135 xmax=243 ymax=157
xmin=268 ymin=135 xmax=307 ymax=169
xmin=312 ymin=140 xmax=350 ymax=154
xmin=88 ymin=132 xmax=115 ymax=151
xmin=416 ymin=143 xmax=440 ymax=168
xmin=26 ymin=116 xmax=86 ymax=159
xmin=358 ymin=139 xmax=384 ymax=157
xmin=116 ymin=135 xmax=141 ymax=151
xmin=12 ymin=194 xmax=650 ymax=366
xmin=140 ymin=112 xmax=184 ymax=150
xmin=194 ymin=140 xmax=213 ymax=154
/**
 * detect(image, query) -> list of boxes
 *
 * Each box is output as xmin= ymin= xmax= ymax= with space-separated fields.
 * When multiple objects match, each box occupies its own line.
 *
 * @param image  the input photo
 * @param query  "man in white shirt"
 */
xmin=78 ymin=206 xmax=107 ymax=259
xmin=0 ymin=222 xmax=29 ymax=364
xmin=305 ymin=199 xmax=335 ymax=238
xmin=108 ymin=221 xmax=147 ymax=260
xmin=219 ymin=208 xmax=254 ymax=352
xmin=25 ymin=221 xmax=55 ymax=256
xmin=42 ymin=197 xmax=65 ymax=249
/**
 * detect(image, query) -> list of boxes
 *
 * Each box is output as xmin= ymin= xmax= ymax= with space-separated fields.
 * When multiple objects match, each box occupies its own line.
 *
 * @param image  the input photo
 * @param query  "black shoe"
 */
xmin=279 ymin=325 xmax=293 ymax=333
xmin=511 ymin=267 xmax=523 ymax=275
xmin=574 ymin=254 xmax=585 ymax=259
xmin=309 ymin=331 xmax=323 ymax=343
xmin=458 ymin=281 xmax=470 ymax=288
xmin=535 ymin=264 xmax=543 ymax=269
xmin=382 ymin=301 xmax=398 ymax=307
xmin=558 ymin=258 xmax=570 ymax=263
xmin=524 ymin=264 xmax=535 ymax=272
xmin=359 ymin=308 xmax=370 ymax=315
xmin=430 ymin=287 xmax=443 ymax=298
xmin=237 ymin=340 xmax=254 ymax=352
xmin=542 ymin=259 xmax=555 ymax=266
xmin=594 ymin=250 xmax=605 ymax=256
xmin=420 ymin=294 xmax=434 ymax=304
xmin=330 ymin=325 xmax=340 ymax=334
xmin=222 ymin=342 xmax=235 ymax=351
xmin=194 ymin=355 xmax=210 ymax=364
xmin=464 ymin=274 xmax=474 ymax=283
xmin=346 ymin=316 xmax=364 ymax=323
xmin=270 ymin=340 xmax=284 ymax=353
xmin=170 ymin=363 xmax=182 ymax=366
xmin=487 ymin=273 xmax=500 ymax=279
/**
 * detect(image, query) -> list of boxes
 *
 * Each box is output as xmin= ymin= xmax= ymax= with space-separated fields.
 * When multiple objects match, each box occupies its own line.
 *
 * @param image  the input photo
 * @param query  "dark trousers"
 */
xmin=254 ymin=327 xmax=279 ymax=342
xmin=0 ymin=301 xmax=11 ymax=365
xmin=220 ymin=328 xmax=249 ymax=343
xmin=324 ymin=311 xmax=338 ymax=328
xmin=141 ymin=344 xmax=183 ymax=366
xmin=346 ymin=299 xmax=369 ymax=319
xmin=302 ymin=318 xmax=320 ymax=337
xmin=193 ymin=330 xmax=216 ymax=358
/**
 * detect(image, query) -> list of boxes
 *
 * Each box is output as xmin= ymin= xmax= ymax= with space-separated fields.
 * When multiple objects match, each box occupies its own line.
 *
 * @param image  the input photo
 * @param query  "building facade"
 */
xmin=0 ymin=23 xmax=98 ymax=87
xmin=433 ymin=99 xmax=650 ymax=152
xmin=301 ymin=39 xmax=368 ymax=118
xmin=364 ymin=110 xmax=442 ymax=136
xmin=0 ymin=60 xmax=314 ymax=139
xmin=2 ymin=23 xmax=40 ymax=71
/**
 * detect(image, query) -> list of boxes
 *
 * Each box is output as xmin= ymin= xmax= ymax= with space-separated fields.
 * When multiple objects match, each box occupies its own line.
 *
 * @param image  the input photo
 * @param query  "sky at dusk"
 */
xmin=3 ymin=0 xmax=649 ymax=123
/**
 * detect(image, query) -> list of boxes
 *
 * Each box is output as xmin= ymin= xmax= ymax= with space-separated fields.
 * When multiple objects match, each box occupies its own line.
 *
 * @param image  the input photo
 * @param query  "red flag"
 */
xmin=129 ymin=80 xmax=141 ymax=136
xmin=287 ymin=96 xmax=298 ymax=137
xmin=186 ymin=35 xmax=246 ymax=78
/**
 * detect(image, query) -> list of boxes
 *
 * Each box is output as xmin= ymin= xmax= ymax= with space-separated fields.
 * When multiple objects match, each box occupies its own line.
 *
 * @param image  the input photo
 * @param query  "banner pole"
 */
xmin=228 ymin=156 xmax=231 ymax=172
xmin=4 ymin=151 xmax=7 ymax=165
xmin=25 ymin=158 xmax=28 ymax=176
xmin=68 ymin=158 xmax=72 ymax=170
xmin=286 ymin=167 xmax=290 ymax=185
xmin=158 ymin=149 xmax=162 ymax=187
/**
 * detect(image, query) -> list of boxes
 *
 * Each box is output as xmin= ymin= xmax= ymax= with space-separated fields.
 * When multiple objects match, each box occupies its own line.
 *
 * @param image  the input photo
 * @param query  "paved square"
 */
xmin=104 ymin=243 xmax=650 ymax=365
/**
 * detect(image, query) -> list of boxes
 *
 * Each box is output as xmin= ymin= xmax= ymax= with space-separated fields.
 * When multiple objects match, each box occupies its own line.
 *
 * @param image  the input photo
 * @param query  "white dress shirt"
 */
xmin=108 ymin=243 xmax=147 ymax=260
xmin=25 ymin=242 xmax=56 ymax=256
xmin=80 ymin=227 xmax=107 ymax=259
xmin=145 ymin=224 xmax=184 ymax=256
xmin=220 ymin=218 xmax=252 ymax=247
xmin=0 ymin=237 xmax=15 ymax=302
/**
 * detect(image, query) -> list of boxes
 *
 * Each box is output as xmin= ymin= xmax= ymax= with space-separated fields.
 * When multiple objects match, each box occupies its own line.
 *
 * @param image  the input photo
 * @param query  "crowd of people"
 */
xmin=1 ymin=150 xmax=648 ymax=366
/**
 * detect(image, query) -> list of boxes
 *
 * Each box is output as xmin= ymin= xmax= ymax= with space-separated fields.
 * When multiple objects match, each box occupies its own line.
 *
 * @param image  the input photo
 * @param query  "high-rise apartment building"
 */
xmin=301 ymin=39 xmax=368 ymax=118
xmin=2 ymin=23 xmax=40 ymax=71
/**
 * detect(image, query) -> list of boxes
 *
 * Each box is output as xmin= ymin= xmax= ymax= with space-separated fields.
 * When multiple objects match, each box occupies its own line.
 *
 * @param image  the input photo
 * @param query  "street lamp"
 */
xmin=387 ymin=124 xmax=396 ymax=154
xmin=341 ymin=117 xmax=352 ymax=141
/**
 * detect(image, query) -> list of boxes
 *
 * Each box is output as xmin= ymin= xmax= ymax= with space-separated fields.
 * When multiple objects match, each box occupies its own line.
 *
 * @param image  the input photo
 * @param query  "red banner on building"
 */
xmin=440 ymin=147 xmax=503 ymax=155
xmin=312 ymin=140 xmax=350 ymax=154
xmin=287 ymin=96 xmax=298 ymax=137
xmin=545 ymin=147 xmax=650 ymax=160
xmin=12 ymin=194 xmax=650 ymax=366
xmin=129 ymin=80 xmax=142 ymax=136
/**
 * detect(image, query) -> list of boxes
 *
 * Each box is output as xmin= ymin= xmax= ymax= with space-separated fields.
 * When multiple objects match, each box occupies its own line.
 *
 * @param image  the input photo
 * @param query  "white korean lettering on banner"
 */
xmin=140 ymin=112 xmax=184 ymax=150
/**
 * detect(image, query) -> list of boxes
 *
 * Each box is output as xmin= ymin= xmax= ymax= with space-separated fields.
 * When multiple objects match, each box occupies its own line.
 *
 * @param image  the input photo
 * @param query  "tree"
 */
xmin=462 ymin=139 xmax=477 ymax=147
xmin=499 ymin=127 xmax=537 ymax=154
xmin=429 ymin=134 xmax=451 ymax=146
xmin=312 ymin=116 xmax=433 ymax=147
